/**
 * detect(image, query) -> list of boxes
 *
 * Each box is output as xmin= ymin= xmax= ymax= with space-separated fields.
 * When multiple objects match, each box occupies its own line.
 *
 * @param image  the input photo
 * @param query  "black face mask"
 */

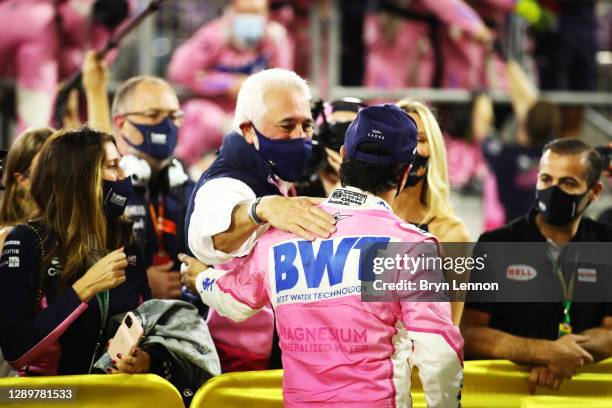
xmin=535 ymin=185 xmax=590 ymax=226
xmin=323 ymin=122 xmax=352 ymax=152
xmin=102 ymin=177 xmax=134 ymax=219
xmin=404 ymin=153 xmax=429 ymax=188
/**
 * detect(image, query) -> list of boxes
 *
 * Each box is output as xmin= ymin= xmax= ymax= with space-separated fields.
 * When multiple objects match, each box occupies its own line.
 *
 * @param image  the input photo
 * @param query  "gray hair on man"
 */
xmin=232 ymin=68 xmax=312 ymax=134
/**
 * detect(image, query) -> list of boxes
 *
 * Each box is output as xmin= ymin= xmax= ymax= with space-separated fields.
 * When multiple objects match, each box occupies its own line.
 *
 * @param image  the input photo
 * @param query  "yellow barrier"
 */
xmin=519 ymin=396 xmax=612 ymax=408
xmin=190 ymin=369 xmax=283 ymax=408
xmin=0 ymin=374 xmax=184 ymax=408
xmin=411 ymin=360 xmax=612 ymax=408
xmin=191 ymin=359 xmax=612 ymax=408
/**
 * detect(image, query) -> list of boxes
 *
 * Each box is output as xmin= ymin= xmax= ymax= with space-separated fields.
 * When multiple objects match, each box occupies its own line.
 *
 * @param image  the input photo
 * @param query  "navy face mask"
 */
xmin=253 ymin=126 xmax=313 ymax=182
xmin=404 ymin=153 xmax=429 ymax=188
xmin=102 ymin=177 xmax=133 ymax=218
xmin=126 ymin=117 xmax=178 ymax=160
xmin=535 ymin=185 xmax=589 ymax=226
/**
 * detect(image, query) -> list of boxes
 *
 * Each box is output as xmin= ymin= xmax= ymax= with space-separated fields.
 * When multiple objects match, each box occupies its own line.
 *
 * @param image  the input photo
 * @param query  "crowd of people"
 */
xmin=0 ymin=0 xmax=611 ymax=407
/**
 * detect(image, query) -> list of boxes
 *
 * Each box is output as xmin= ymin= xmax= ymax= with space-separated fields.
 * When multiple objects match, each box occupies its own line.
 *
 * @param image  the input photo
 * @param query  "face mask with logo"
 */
xmin=233 ymin=14 xmax=265 ymax=47
xmin=126 ymin=117 xmax=178 ymax=160
xmin=102 ymin=177 xmax=134 ymax=218
xmin=535 ymin=185 xmax=590 ymax=226
xmin=253 ymin=126 xmax=313 ymax=182
xmin=404 ymin=153 xmax=429 ymax=188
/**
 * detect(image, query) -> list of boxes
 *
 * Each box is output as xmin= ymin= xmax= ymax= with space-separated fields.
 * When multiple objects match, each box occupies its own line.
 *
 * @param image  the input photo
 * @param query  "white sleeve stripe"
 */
xmin=196 ymin=268 xmax=261 ymax=322
xmin=406 ymin=330 xmax=463 ymax=408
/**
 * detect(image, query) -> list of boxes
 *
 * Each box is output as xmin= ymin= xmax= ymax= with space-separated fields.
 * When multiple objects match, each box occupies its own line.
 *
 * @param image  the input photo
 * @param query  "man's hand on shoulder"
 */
xmin=257 ymin=196 xmax=337 ymax=241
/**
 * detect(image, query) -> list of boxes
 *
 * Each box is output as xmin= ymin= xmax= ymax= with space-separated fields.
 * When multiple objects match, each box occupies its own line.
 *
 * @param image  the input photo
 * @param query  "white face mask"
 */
xmin=232 ymin=13 xmax=266 ymax=47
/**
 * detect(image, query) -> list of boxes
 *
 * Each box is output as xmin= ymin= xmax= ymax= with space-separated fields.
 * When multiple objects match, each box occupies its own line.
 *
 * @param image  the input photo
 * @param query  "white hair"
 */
xmin=232 ymin=68 xmax=312 ymax=134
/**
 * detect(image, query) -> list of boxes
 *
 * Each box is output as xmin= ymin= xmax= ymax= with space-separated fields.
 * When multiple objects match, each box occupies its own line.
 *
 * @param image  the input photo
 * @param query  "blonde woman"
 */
xmin=394 ymin=99 xmax=471 ymax=324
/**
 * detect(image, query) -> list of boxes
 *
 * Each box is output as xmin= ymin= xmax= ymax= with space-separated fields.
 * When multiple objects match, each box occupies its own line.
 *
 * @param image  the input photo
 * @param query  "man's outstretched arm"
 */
xmin=179 ymin=252 xmax=266 ymax=322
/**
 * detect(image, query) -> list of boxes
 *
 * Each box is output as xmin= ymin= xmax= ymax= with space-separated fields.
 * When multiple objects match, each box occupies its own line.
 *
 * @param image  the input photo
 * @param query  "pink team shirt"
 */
xmin=197 ymin=187 xmax=464 ymax=407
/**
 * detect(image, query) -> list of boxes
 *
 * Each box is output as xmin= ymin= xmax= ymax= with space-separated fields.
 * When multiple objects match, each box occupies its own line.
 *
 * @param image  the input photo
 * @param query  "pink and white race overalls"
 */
xmin=167 ymin=14 xmax=294 ymax=166
xmin=196 ymin=187 xmax=464 ymax=407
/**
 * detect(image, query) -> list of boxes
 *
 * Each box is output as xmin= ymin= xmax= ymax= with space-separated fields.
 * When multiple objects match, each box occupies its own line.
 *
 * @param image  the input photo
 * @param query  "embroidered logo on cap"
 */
xmin=367 ymin=129 xmax=384 ymax=140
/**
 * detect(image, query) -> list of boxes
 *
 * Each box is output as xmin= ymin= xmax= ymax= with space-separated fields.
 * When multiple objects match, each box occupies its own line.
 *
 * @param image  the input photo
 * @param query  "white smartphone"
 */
xmin=108 ymin=312 xmax=144 ymax=361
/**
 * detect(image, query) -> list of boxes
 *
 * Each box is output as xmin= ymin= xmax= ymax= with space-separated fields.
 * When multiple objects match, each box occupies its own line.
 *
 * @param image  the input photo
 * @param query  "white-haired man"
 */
xmin=183 ymin=68 xmax=336 ymax=372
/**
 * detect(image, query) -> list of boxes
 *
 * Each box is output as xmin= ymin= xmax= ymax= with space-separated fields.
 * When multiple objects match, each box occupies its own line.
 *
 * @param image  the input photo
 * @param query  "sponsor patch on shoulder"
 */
xmin=328 ymin=189 xmax=367 ymax=206
xmin=506 ymin=264 xmax=537 ymax=281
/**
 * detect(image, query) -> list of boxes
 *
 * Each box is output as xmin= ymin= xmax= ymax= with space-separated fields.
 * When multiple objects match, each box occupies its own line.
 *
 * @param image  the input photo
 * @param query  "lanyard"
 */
xmin=545 ymin=247 xmax=576 ymax=327
xmin=148 ymin=197 xmax=177 ymax=254
xmin=148 ymin=198 xmax=177 ymax=238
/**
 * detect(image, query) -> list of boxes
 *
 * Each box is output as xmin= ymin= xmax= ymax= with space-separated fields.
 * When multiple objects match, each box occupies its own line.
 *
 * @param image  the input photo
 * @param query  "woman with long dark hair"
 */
xmin=0 ymin=126 xmax=151 ymax=375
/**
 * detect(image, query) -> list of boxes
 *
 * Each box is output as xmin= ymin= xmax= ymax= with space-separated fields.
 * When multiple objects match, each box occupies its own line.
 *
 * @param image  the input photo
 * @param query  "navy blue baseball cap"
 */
xmin=344 ymin=104 xmax=418 ymax=166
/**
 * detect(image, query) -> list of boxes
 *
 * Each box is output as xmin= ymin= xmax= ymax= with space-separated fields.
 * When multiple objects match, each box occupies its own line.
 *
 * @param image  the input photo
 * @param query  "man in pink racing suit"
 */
xmin=184 ymin=104 xmax=464 ymax=407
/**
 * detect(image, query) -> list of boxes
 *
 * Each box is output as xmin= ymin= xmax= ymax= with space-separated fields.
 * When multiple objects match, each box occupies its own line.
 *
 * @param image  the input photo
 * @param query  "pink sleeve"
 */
xmin=214 ymin=243 xmax=270 ymax=310
xmin=419 ymin=0 xmax=485 ymax=35
xmin=167 ymin=22 xmax=238 ymax=97
xmin=398 ymin=239 xmax=464 ymax=405
xmin=16 ymin=33 xmax=58 ymax=93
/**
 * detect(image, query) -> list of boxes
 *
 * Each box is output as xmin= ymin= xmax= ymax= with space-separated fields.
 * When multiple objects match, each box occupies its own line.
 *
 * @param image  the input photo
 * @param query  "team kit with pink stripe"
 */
xmin=196 ymin=187 xmax=464 ymax=407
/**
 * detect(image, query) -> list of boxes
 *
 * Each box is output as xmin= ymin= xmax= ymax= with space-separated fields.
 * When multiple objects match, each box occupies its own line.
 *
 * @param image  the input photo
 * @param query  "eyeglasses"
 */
xmin=121 ymin=109 xmax=185 ymax=122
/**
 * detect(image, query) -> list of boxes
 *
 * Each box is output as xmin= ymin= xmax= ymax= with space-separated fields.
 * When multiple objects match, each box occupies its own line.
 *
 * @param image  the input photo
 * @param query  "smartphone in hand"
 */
xmin=108 ymin=312 xmax=144 ymax=361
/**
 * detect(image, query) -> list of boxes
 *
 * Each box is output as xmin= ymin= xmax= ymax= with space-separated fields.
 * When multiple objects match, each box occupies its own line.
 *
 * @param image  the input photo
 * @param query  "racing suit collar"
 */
xmin=324 ymin=186 xmax=393 ymax=213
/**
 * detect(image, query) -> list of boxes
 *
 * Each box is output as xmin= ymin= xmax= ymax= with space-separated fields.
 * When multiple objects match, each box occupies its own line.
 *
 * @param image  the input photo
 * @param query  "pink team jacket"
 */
xmin=196 ymin=187 xmax=464 ymax=407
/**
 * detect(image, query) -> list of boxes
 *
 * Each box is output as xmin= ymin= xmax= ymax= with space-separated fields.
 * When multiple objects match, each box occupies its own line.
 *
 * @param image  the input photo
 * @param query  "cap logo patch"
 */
xmin=367 ymin=129 xmax=384 ymax=140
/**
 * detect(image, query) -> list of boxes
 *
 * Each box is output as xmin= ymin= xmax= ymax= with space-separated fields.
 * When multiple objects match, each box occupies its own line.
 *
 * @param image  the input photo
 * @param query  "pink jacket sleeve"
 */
xmin=397 ymin=238 xmax=464 ymax=407
xmin=196 ymin=244 xmax=270 ymax=322
xmin=419 ymin=0 xmax=486 ymax=36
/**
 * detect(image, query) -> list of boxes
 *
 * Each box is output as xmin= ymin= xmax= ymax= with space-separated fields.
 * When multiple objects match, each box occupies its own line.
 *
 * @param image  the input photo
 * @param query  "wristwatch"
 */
xmin=248 ymin=197 xmax=266 ymax=225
